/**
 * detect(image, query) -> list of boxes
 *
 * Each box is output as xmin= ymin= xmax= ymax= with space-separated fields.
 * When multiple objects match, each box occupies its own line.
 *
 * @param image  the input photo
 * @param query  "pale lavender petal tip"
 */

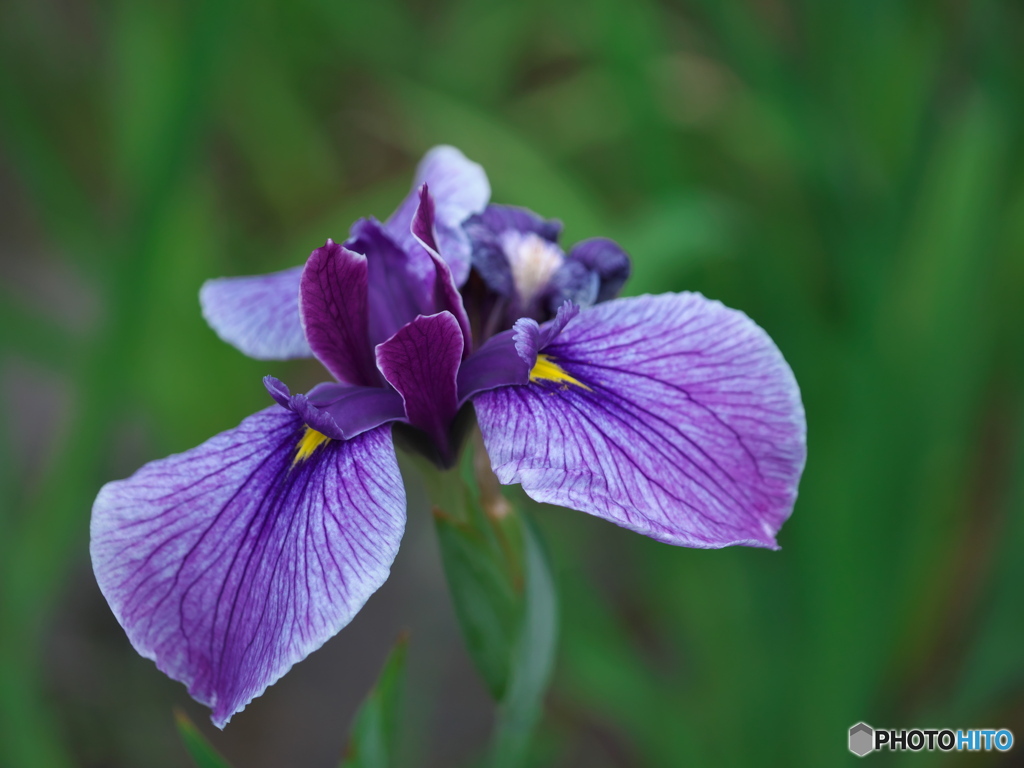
xmin=200 ymin=267 xmax=311 ymax=360
xmin=413 ymin=146 xmax=490 ymax=222
xmin=90 ymin=408 xmax=406 ymax=727
xmin=475 ymin=293 xmax=806 ymax=549
xmin=385 ymin=145 xmax=490 ymax=285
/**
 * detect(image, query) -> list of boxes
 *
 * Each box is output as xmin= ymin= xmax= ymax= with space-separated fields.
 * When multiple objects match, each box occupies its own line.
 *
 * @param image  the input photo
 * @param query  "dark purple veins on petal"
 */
xmin=473 ymin=293 xmax=806 ymax=550
xmin=299 ymin=240 xmax=379 ymax=387
xmin=375 ymin=311 xmax=464 ymax=464
xmin=90 ymin=407 xmax=406 ymax=727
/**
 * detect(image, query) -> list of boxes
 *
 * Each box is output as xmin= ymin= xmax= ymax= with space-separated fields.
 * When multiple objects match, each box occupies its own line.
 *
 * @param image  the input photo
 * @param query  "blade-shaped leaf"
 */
xmin=174 ymin=709 xmax=234 ymax=768
xmin=339 ymin=634 xmax=409 ymax=768
xmin=427 ymin=437 xmax=559 ymax=768
xmin=434 ymin=508 xmax=522 ymax=699
xmin=490 ymin=512 xmax=558 ymax=768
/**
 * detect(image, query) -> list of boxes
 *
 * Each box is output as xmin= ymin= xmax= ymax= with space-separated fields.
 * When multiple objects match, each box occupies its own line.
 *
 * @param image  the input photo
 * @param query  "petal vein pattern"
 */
xmin=474 ymin=293 xmax=806 ymax=549
xmin=90 ymin=407 xmax=405 ymax=727
xmin=300 ymin=241 xmax=379 ymax=387
xmin=376 ymin=312 xmax=464 ymax=463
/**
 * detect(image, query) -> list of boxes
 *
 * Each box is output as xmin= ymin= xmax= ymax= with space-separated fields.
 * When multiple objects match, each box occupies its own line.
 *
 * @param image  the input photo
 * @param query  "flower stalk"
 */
xmin=422 ymin=431 xmax=557 ymax=767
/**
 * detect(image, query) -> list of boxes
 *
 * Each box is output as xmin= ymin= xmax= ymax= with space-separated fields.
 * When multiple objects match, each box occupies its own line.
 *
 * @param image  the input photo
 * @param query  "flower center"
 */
xmin=499 ymin=231 xmax=565 ymax=306
xmin=529 ymin=354 xmax=590 ymax=390
xmin=293 ymin=427 xmax=330 ymax=465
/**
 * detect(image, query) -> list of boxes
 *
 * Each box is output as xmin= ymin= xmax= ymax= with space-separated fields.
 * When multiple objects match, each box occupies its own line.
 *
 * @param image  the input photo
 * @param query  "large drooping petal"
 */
xmin=299 ymin=240 xmax=379 ymax=387
xmin=200 ymin=267 xmax=311 ymax=360
xmin=474 ymin=293 xmax=806 ymax=549
xmin=375 ymin=311 xmax=463 ymax=464
xmin=386 ymin=146 xmax=490 ymax=285
xmin=91 ymin=407 xmax=406 ymax=727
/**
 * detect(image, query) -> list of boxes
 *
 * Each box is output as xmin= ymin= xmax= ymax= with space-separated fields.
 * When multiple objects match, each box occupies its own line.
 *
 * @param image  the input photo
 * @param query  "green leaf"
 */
xmin=339 ymin=634 xmax=409 ymax=768
xmin=490 ymin=512 xmax=558 ymax=768
xmin=434 ymin=507 xmax=521 ymax=699
xmin=426 ymin=442 xmax=559 ymax=768
xmin=174 ymin=709 xmax=234 ymax=768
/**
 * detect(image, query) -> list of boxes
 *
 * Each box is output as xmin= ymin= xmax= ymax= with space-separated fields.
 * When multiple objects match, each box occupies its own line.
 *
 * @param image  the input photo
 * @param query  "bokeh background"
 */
xmin=2 ymin=0 xmax=1023 ymax=766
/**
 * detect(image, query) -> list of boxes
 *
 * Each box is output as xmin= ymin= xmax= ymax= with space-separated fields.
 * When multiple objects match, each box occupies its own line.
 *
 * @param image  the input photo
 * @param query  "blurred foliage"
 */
xmin=1 ymin=0 xmax=1023 ymax=766
xmin=175 ymin=710 xmax=235 ymax=768
xmin=340 ymin=635 xmax=408 ymax=768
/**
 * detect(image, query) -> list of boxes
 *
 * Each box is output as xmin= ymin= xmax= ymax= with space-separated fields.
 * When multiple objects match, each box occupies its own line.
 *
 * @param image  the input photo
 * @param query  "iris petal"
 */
xmin=300 ymin=240 xmax=379 ymax=387
xmin=456 ymin=329 xmax=530 ymax=404
xmin=198 ymin=146 xmax=488 ymax=363
xmin=262 ymin=377 xmax=406 ymax=440
xmin=411 ymin=187 xmax=473 ymax=355
xmin=473 ymin=293 xmax=806 ymax=549
xmin=90 ymin=407 xmax=405 ymax=726
xmin=464 ymin=204 xmax=563 ymax=301
xmin=375 ymin=311 xmax=464 ymax=463
xmin=566 ymin=237 xmax=632 ymax=303
xmin=386 ymin=145 xmax=490 ymax=285
xmin=348 ymin=218 xmax=435 ymax=348
xmin=200 ymin=267 xmax=311 ymax=360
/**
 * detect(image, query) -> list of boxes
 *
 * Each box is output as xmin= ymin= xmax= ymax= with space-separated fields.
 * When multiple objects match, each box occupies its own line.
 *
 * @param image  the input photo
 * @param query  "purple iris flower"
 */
xmin=91 ymin=146 xmax=806 ymax=726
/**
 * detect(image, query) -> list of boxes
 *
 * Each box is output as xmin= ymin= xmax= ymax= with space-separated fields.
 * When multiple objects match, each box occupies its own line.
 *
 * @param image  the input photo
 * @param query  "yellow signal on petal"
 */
xmin=529 ymin=354 xmax=590 ymax=390
xmin=293 ymin=427 xmax=330 ymax=465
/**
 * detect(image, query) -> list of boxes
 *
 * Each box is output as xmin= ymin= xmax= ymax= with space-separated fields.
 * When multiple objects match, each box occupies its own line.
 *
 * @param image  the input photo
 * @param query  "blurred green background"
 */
xmin=2 ymin=0 xmax=1023 ymax=766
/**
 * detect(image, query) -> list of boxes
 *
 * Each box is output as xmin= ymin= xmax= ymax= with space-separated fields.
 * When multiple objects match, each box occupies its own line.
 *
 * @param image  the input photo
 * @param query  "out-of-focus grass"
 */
xmin=1 ymin=0 xmax=1022 ymax=766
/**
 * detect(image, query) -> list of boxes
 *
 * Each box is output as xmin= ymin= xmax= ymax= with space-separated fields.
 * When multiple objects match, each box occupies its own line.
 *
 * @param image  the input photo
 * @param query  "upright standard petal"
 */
xmin=91 ymin=407 xmax=406 ymax=726
xmin=375 ymin=312 xmax=464 ymax=464
xmin=411 ymin=187 xmax=473 ymax=354
xmin=348 ymin=218 xmax=435 ymax=348
xmin=300 ymin=240 xmax=379 ymax=387
xmin=386 ymin=146 xmax=490 ymax=285
xmin=200 ymin=267 xmax=311 ymax=360
xmin=474 ymin=293 xmax=806 ymax=549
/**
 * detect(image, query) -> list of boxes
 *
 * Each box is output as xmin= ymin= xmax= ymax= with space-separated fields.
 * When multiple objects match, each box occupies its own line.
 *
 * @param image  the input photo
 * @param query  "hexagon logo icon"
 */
xmin=849 ymin=722 xmax=874 ymax=757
